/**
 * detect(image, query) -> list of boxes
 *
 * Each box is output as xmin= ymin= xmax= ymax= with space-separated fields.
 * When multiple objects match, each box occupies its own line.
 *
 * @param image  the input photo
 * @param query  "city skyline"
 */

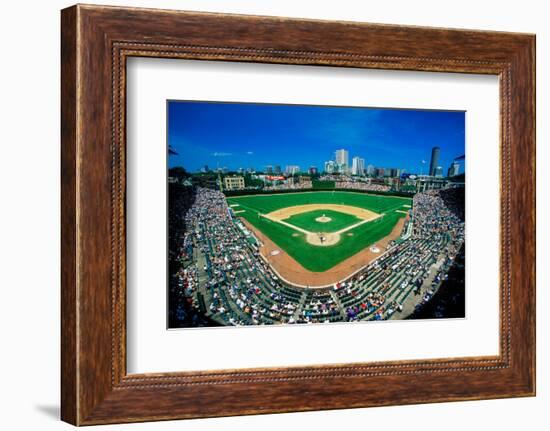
xmin=168 ymin=101 xmax=465 ymax=175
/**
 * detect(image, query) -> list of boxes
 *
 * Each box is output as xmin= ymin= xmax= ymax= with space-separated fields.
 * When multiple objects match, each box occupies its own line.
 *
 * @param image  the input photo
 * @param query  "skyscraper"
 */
xmin=285 ymin=165 xmax=300 ymax=175
xmin=447 ymin=161 xmax=460 ymax=177
xmin=389 ymin=168 xmax=401 ymax=178
xmin=335 ymin=149 xmax=349 ymax=173
xmin=429 ymin=147 xmax=440 ymax=176
xmin=324 ymin=160 xmax=336 ymax=174
xmin=351 ymin=157 xmax=365 ymax=175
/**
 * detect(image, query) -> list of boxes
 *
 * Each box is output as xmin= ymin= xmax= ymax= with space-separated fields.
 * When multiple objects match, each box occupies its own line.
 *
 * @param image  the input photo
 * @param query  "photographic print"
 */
xmin=168 ymin=101 xmax=465 ymax=328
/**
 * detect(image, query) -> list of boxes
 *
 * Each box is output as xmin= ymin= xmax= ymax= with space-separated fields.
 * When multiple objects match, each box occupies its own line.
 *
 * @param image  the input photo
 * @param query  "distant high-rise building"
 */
xmin=265 ymin=165 xmax=273 ymax=174
xmin=375 ymin=167 xmax=385 ymax=178
xmin=434 ymin=166 xmax=443 ymax=177
xmin=366 ymin=164 xmax=375 ymax=176
xmin=335 ymin=149 xmax=349 ymax=172
xmin=308 ymin=166 xmax=318 ymax=175
xmin=324 ymin=160 xmax=337 ymax=174
xmin=388 ymin=168 xmax=400 ymax=177
xmin=429 ymin=147 xmax=441 ymax=176
xmin=351 ymin=157 xmax=365 ymax=175
xmin=447 ymin=161 xmax=460 ymax=177
xmin=274 ymin=165 xmax=281 ymax=174
xmin=285 ymin=165 xmax=300 ymax=175
xmin=395 ymin=168 xmax=402 ymax=177
xmin=200 ymin=165 xmax=209 ymax=173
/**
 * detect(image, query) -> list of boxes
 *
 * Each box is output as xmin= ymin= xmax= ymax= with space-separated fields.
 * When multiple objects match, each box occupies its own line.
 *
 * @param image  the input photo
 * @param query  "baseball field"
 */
xmin=227 ymin=191 xmax=412 ymax=273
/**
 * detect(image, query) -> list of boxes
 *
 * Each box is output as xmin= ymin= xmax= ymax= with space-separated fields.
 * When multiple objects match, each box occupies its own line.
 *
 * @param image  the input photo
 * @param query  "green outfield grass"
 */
xmin=227 ymin=191 xmax=411 ymax=272
xmin=284 ymin=209 xmax=361 ymax=233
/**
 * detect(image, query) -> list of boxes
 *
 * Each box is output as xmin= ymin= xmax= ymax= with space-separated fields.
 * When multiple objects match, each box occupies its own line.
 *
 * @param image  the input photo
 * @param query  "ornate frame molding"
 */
xmin=61 ymin=5 xmax=535 ymax=425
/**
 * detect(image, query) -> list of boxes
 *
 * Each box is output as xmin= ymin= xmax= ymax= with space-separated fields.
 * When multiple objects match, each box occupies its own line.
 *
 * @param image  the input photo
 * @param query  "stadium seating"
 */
xmin=169 ymin=185 xmax=465 ymax=327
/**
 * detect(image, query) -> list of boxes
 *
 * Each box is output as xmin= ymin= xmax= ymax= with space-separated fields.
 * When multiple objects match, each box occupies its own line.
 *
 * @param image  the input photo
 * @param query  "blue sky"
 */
xmin=168 ymin=101 xmax=465 ymax=174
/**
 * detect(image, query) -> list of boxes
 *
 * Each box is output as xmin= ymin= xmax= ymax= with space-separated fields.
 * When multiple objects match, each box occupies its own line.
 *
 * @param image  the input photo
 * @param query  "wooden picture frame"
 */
xmin=61 ymin=4 xmax=535 ymax=425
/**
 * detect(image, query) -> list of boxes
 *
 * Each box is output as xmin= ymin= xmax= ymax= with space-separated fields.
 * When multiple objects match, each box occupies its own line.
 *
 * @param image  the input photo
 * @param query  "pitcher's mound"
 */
xmin=315 ymin=216 xmax=332 ymax=223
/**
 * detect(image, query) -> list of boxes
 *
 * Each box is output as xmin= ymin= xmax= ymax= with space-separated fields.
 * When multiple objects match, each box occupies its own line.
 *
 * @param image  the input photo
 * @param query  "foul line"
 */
xmin=259 ymin=214 xmax=309 ymax=234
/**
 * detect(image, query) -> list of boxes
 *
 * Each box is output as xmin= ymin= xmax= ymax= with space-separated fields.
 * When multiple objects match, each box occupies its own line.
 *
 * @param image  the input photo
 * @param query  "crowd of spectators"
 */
xmin=263 ymin=179 xmax=312 ymax=191
xmin=319 ymin=175 xmax=391 ymax=192
xmin=411 ymin=189 xmax=464 ymax=247
xmin=168 ymin=184 xmax=213 ymax=328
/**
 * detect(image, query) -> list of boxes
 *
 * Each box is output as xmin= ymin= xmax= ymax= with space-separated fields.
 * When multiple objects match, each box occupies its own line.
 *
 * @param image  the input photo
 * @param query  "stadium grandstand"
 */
xmin=168 ymin=182 xmax=465 ymax=328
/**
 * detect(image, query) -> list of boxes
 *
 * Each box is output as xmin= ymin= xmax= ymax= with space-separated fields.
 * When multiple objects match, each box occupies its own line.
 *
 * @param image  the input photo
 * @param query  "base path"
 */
xmin=241 ymin=216 xmax=407 ymax=288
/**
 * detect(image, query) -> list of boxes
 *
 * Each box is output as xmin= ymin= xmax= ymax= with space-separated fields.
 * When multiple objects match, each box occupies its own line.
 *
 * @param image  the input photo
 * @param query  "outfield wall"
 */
xmin=223 ymin=187 xmax=414 ymax=199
